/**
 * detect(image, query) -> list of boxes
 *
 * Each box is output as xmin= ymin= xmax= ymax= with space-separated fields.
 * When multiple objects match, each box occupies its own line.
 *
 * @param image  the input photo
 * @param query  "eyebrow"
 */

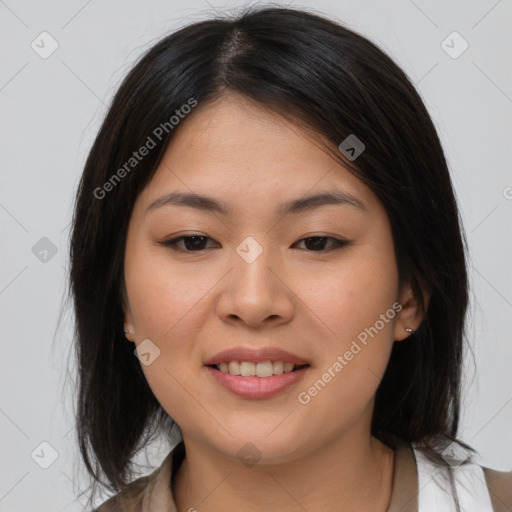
xmin=145 ymin=189 xmax=368 ymax=217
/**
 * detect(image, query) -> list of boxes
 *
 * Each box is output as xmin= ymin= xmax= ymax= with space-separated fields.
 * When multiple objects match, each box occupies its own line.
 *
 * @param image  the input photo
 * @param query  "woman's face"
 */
xmin=123 ymin=92 xmax=419 ymax=463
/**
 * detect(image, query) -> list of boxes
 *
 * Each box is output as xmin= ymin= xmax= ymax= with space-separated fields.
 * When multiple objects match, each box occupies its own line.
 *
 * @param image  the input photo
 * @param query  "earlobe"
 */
xmin=393 ymin=282 xmax=430 ymax=342
xmin=122 ymin=294 xmax=135 ymax=342
xmin=123 ymin=310 xmax=135 ymax=342
xmin=123 ymin=323 xmax=135 ymax=342
xmin=123 ymin=304 xmax=135 ymax=341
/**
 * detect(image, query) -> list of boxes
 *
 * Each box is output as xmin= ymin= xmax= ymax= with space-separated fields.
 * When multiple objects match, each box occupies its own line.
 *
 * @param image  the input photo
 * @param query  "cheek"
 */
xmin=125 ymin=245 xmax=212 ymax=339
xmin=295 ymin=243 xmax=398 ymax=410
xmin=124 ymin=246 xmax=211 ymax=424
xmin=300 ymin=243 xmax=398 ymax=345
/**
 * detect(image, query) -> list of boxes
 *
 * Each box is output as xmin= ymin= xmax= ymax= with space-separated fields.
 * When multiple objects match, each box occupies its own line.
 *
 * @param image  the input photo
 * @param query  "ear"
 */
xmin=393 ymin=281 xmax=430 ymax=341
xmin=122 ymin=282 xmax=135 ymax=342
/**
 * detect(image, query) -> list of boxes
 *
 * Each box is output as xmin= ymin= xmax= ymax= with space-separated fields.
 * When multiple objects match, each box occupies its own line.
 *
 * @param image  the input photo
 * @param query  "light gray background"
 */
xmin=1 ymin=0 xmax=511 ymax=510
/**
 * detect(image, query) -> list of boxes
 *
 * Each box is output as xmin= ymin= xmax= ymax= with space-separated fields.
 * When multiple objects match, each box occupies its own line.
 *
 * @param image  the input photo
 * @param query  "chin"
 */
xmin=207 ymin=427 xmax=313 ymax=467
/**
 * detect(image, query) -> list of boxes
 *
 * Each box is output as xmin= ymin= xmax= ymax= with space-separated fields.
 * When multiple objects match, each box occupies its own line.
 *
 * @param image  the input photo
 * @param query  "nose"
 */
xmin=216 ymin=241 xmax=295 ymax=329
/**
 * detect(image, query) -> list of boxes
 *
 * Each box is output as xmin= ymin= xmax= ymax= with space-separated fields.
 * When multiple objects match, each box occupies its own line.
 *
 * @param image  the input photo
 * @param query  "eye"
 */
xmin=160 ymin=235 xmax=218 ymax=252
xmin=160 ymin=234 xmax=348 ymax=253
xmin=293 ymin=236 xmax=348 ymax=252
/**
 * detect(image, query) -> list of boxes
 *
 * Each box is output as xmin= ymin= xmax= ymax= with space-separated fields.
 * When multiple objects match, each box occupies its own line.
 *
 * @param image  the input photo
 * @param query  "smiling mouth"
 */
xmin=206 ymin=361 xmax=310 ymax=377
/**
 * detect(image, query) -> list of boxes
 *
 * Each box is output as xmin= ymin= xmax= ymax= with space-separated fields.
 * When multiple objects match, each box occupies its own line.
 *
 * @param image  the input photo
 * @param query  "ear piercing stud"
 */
xmin=124 ymin=329 xmax=132 ymax=334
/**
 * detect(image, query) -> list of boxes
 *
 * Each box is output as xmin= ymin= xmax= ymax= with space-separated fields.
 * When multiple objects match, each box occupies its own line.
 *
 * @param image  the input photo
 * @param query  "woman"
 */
xmin=69 ymin=5 xmax=512 ymax=511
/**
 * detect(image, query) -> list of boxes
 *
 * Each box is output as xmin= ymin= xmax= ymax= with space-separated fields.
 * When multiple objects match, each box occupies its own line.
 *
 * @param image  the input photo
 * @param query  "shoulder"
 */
xmin=92 ymin=471 xmax=157 ymax=512
xmin=411 ymin=442 xmax=512 ymax=511
xmin=91 ymin=447 xmax=179 ymax=512
xmin=482 ymin=466 xmax=512 ymax=512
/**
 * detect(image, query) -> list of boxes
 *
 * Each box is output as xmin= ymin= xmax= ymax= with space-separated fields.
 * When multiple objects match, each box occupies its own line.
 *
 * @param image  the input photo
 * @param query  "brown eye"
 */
xmin=160 ymin=235 xmax=348 ymax=253
xmin=161 ymin=235 xmax=218 ymax=252
xmin=293 ymin=236 xmax=348 ymax=251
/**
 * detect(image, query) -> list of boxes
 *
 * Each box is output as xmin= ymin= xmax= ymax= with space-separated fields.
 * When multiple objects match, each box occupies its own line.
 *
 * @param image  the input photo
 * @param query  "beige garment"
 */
xmin=95 ymin=441 xmax=512 ymax=512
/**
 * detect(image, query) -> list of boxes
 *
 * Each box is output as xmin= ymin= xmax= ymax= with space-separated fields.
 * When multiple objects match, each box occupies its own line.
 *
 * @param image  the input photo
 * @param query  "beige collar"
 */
xmin=141 ymin=441 xmax=419 ymax=512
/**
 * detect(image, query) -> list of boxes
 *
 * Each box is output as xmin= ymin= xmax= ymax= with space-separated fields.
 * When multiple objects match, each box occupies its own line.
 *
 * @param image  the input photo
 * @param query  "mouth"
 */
xmin=206 ymin=361 xmax=310 ymax=377
xmin=205 ymin=361 xmax=311 ymax=399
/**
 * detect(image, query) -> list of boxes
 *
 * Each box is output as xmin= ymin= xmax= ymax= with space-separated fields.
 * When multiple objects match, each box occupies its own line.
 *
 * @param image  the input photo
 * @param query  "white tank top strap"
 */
xmin=412 ymin=445 xmax=494 ymax=512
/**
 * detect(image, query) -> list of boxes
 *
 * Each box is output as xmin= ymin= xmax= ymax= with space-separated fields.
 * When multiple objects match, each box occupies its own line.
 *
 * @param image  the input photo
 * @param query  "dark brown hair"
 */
xmin=68 ymin=4 xmax=472 ymax=508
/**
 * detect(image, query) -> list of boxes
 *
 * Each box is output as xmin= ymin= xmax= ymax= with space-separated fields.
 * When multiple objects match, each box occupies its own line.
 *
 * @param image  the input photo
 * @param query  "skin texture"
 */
xmin=123 ymin=91 xmax=428 ymax=512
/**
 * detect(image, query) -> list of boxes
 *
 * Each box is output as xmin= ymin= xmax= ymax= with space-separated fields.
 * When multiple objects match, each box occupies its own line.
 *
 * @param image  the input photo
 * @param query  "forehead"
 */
xmin=136 ymin=92 xmax=379 ymax=217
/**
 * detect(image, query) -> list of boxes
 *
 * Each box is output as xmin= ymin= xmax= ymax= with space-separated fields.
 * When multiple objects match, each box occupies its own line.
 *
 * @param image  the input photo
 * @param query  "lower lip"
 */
xmin=206 ymin=366 xmax=310 ymax=399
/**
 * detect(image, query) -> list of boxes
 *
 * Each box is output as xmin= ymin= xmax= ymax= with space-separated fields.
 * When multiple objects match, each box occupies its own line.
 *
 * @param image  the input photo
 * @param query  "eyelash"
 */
xmin=159 ymin=234 xmax=349 ymax=253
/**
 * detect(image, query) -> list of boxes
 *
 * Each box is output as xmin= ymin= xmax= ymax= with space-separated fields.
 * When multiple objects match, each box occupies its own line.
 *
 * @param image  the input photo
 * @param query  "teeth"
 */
xmin=240 ymin=361 xmax=256 ymax=377
xmin=283 ymin=362 xmax=294 ymax=372
xmin=273 ymin=361 xmax=284 ymax=375
xmin=228 ymin=361 xmax=240 ymax=375
xmin=256 ymin=361 xmax=273 ymax=377
xmin=219 ymin=362 xmax=230 ymax=373
xmin=215 ymin=360 xmax=304 ymax=377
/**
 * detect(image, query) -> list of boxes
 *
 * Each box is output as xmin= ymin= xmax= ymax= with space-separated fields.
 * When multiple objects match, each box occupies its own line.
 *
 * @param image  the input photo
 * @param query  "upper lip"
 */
xmin=204 ymin=346 xmax=310 ymax=366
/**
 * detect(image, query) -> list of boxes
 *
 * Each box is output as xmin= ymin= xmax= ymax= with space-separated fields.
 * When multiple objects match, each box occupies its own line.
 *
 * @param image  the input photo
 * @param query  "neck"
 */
xmin=172 ymin=428 xmax=395 ymax=512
